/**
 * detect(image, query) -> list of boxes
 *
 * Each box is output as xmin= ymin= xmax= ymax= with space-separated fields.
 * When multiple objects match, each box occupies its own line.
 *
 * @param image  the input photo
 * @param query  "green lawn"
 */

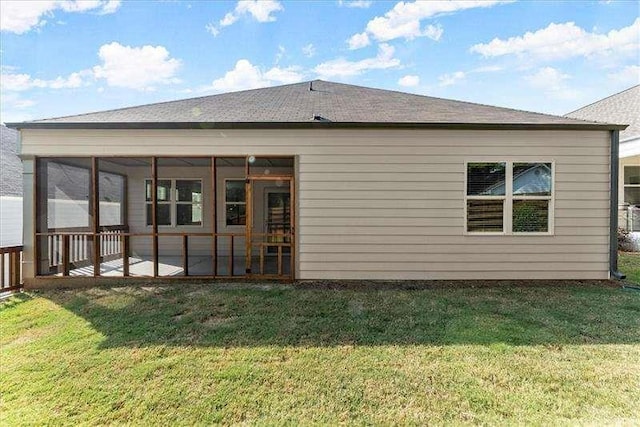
xmin=1 ymin=283 xmax=639 ymax=425
xmin=620 ymin=251 xmax=640 ymax=284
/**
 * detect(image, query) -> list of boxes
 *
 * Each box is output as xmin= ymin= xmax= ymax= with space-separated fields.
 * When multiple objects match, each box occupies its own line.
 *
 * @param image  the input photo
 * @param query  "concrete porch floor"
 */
xmin=61 ymin=255 xmax=292 ymax=277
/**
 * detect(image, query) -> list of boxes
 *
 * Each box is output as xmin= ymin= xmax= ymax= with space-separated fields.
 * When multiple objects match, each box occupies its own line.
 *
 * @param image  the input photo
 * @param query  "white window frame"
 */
xmin=464 ymin=160 xmax=555 ymax=236
xmin=224 ymin=178 xmax=247 ymax=227
xmin=145 ymin=178 xmax=203 ymax=228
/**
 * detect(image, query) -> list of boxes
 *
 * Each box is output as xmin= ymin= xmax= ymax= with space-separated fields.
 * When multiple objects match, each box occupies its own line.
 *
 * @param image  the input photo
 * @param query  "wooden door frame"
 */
xmin=246 ymin=176 xmax=294 ymax=278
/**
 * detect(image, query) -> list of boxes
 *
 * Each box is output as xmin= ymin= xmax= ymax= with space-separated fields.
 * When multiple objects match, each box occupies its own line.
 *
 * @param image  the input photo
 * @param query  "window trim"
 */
xmin=145 ymin=178 xmax=203 ymax=228
xmin=224 ymin=178 xmax=247 ymax=227
xmin=464 ymin=160 xmax=555 ymax=236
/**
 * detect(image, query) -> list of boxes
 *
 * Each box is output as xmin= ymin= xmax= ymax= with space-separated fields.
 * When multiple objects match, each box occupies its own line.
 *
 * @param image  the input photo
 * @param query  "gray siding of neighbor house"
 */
xmin=19 ymin=128 xmax=611 ymax=280
xmin=1 ymin=126 xmax=23 ymax=246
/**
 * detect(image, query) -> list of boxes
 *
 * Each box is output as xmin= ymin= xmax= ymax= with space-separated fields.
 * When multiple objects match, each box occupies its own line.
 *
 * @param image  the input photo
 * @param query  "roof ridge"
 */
xmin=565 ymin=84 xmax=640 ymax=116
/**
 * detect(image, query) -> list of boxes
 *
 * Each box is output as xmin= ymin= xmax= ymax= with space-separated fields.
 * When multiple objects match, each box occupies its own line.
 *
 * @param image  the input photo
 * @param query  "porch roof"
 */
xmin=7 ymin=80 xmax=627 ymax=131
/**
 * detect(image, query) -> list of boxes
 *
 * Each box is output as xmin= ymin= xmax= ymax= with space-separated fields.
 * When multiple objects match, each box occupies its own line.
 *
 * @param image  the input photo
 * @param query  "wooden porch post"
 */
xmin=290 ymin=177 xmax=295 ymax=280
xmin=91 ymin=157 xmax=100 ymax=277
xmin=211 ymin=156 xmax=217 ymax=276
xmin=152 ymin=157 xmax=159 ymax=277
xmin=245 ymin=156 xmax=251 ymax=275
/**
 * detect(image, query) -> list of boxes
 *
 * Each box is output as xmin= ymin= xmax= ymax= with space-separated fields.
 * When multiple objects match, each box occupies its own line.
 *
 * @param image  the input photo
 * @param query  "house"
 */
xmin=566 ymin=85 xmax=640 ymax=249
xmin=0 ymin=125 xmax=23 ymax=248
xmin=6 ymin=80 xmax=627 ymax=286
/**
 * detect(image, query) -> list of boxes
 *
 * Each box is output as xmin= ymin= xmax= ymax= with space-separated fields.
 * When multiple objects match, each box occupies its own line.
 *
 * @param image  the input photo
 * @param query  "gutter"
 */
xmin=610 ymin=129 xmax=626 ymax=280
xmin=4 ymin=121 xmax=628 ymax=131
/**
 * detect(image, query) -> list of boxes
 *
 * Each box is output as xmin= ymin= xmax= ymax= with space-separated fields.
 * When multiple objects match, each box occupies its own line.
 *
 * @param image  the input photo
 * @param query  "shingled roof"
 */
xmin=8 ymin=80 xmax=625 ymax=130
xmin=566 ymin=85 xmax=639 ymax=141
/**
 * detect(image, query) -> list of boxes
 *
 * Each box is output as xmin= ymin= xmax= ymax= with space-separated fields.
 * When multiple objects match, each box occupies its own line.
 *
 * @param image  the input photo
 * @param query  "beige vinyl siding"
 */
xmin=20 ymin=128 xmax=611 ymax=280
xmin=126 ymin=166 xmax=213 ymax=258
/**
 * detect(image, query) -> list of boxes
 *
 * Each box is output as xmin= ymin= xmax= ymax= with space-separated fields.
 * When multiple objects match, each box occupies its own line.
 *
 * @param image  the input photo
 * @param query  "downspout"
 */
xmin=610 ymin=129 xmax=626 ymax=279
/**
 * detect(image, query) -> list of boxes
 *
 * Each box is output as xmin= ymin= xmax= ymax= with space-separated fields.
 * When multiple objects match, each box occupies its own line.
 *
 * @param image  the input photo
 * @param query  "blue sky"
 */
xmin=1 ymin=0 xmax=638 ymax=123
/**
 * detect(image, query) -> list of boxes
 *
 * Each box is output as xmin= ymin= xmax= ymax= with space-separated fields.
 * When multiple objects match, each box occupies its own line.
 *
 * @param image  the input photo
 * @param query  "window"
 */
xmin=225 ymin=179 xmax=246 ymax=226
xmin=624 ymin=165 xmax=640 ymax=206
xmin=466 ymin=163 xmax=506 ymax=232
xmin=176 ymin=180 xmax=203 ymax=226
xmin=624 ymin=165 xmax=640 ymax=232
xmin=466 ymin=162 xmax=553 ymax=234
xmin=145 ymin=179 xmax=202 ymax=226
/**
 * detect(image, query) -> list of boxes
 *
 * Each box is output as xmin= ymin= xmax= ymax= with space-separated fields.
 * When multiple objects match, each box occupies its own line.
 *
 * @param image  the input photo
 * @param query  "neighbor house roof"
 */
xmin=7 ymin=80 xmax=626 ymax=131
xmin=0 ymin=125 xmax=22 ymax=197
xmin=566 ymin=85 xmax=639 ymax=141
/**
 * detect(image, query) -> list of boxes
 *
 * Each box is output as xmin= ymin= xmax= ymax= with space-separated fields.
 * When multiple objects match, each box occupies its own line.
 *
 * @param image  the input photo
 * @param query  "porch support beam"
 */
xmin=211 ymin=156 xmax=217 ymax=276
xmin=245 ymin=175 xmax=252 ymax=275
xmin=152 ymin=157 xmax=159 ymax=277
xmin=91 ymin=157 xmax=100 ymax=277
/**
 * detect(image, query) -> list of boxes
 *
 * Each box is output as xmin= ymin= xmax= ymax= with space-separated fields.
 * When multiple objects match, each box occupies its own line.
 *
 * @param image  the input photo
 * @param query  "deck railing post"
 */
xmin=122 ymin=235 xmax=130 ymax=277
xmin=62 ymin=235 xmax=70 ymax=276
xmin=229 ymin=235 xmax=234 ymax=276
xmin=8 ymin=252 xmax=15 ymax=287
xmin=1 ymin=253 xmax=5 ymax=288
xmin=183 ymin=235 xmax=189 ymax=276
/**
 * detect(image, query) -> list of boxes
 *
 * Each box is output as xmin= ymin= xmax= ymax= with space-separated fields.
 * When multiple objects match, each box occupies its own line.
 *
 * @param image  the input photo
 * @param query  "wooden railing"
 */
xmin=36 ymin=231 xmax=293 ymax=279
xmin=1 ymin=245 xmax=23 ymax=292
xmin=46 ymin=225 xmax=127 ymax=273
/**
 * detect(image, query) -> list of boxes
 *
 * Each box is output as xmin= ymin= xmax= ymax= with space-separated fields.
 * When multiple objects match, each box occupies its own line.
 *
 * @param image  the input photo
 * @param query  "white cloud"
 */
xmin=220 ymin=12 xmax=238 ymax=27
xmin=524 ymin=67 xmax=578 ymax=100
xmin=314 ymin=43 xmax=401 ymax=78
xmin=347 ymin=0 xmax=508 ymax=49
xmin=264 ymin=66 xmax=304 ymax=84
xmin=0 ymin=0 xmax=121 ymax=34
xmin=608 ymin=65 xmax=640 ymax=86
xmin=471 ymin=18 xmax=640 ymax=62
xmin=338 ymin=0 xmax=372 ymax=8
xmin=438 ymin=71 xmax=466 ymax=86
xmin=209 ymin=59 xmax=304 ymax=92
xmin=235 ymin=0 xmax=283 ymax=22
xmin=347 ymin=32 xmax=370 ymax=50
xmin=208 ymin=1 xmax=283 ymax=36
xmin=525 ymin=67 xmax=568 ymax=88
xmin=302 ymin=43 xmax=316 ymax=58
xmin=398 ymin=74 xmax=419 ymax=87
xmin=205 ymin=22 xmax=219 ymax=36
xmin=92 ymin=42 xmax=181 ymax=90
xmin=1 ymin=70 xmax=88 ymax=91
xmin=423 ymin=24 xmax=444 ymax=41
xmin=218 ymin=0 xmax=282 ymax=28
xmin=472 ymin=65 xmax=503 ymax=73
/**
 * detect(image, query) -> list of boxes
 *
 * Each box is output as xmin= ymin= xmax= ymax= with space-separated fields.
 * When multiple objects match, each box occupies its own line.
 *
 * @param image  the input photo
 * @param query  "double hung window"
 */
xmin=145 ymin=179 xmax=202 ymax=226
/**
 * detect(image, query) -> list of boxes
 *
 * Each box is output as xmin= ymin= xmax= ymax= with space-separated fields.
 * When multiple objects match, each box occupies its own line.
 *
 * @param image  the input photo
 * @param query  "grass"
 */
xmin=620 ymin=251 xmax=640 ymax=284
xmin=1 ymin=283 xmax=639 ymax=425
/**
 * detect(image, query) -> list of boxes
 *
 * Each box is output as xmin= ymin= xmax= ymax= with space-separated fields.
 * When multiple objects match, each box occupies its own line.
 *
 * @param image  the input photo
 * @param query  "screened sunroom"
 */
xmin=34 ymin=156 xmax=294 ymax=279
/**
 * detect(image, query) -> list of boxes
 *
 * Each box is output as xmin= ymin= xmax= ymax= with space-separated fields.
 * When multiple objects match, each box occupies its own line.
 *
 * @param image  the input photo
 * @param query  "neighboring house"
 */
xmin=566 ymin=85 xmax=640 ymax=249
xmin=7 ymin=80 xmax=626 ymax=286
xmin=0 ymin=125 xmax=23 ymax=247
